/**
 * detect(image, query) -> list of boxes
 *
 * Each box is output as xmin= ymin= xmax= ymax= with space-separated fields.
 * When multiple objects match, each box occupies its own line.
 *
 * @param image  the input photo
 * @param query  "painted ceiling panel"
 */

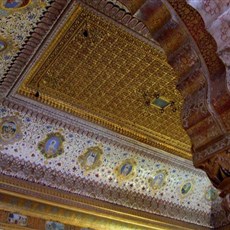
xmin=0 ymin=0 xmax=53 ymax=81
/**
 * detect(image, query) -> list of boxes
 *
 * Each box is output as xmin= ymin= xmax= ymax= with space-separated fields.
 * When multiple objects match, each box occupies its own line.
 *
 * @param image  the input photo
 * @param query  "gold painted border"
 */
xmin=0 ymin=223 xmax=34 ymax=230
xmin=1 ymin=0 xmax=32 ymax=11
xmin=114 ymin=158 xmax=137 ymax=184
xmin=0 ymin=116 xmax=23 ymax=146
xmin=37 ymin=132 xmax=65 ymax=159
xmin=0 ymin=0 xmax=46 ymax=11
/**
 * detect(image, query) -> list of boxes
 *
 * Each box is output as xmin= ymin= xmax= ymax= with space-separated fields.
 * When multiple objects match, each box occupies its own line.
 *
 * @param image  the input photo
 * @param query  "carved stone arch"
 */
xmin=187 ymin=0 xmax=230 ymax=85
xmin=114 ymin=0 xmax=230 ymax=209
xmin=185 ymin=0 xmax=230 ymax=210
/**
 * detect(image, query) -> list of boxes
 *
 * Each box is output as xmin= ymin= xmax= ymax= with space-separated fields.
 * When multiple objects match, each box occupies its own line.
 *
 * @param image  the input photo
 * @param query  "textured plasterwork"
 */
xmin=0 ymin=104 xmax=227 ymax=227
xmin=0 ymin=0 xmax=52 ymax=82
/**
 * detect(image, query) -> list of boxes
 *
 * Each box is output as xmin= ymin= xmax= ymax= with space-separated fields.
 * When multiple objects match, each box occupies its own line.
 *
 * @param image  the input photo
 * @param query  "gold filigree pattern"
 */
xmin=18 ymin=4 xmax=192 ymax=159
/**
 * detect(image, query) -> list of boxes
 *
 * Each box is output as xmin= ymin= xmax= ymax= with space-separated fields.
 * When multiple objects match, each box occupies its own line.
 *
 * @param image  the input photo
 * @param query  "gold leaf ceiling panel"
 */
xmin=18 ymin=4 xmax=191 ymax=159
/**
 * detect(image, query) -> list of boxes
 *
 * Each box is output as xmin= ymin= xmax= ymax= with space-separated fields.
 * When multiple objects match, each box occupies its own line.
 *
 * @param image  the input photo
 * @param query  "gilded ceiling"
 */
xmin=0 ymin=0 xmax=227 ymax=162
xmin=0 ymin=0 xmax=230 ymax=229
xmin=18 ymin=4 xmax=192 ymax=159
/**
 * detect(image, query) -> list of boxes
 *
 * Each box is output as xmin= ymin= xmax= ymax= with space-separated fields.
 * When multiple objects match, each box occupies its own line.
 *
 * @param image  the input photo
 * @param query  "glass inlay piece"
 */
xmin=152 ymin=97 xmax=170 ymax=109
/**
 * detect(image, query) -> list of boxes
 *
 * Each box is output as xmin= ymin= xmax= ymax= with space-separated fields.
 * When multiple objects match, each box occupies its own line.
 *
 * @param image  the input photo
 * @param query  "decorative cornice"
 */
xmin=0 ymin=102 xmax=227 ymax=228
xmin=193 ymin=135 xmax=230 ymax=166
xmin=0 ymin=184 xmax=210 ymax=230
xmin=0 ymin=166 xmax=211 ymax=228
xmin=1 ymin=98 xmax=200 ymax=174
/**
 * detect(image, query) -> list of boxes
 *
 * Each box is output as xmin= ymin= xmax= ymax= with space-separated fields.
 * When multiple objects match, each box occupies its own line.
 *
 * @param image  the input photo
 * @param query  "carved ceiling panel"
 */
xmin=17 ymin=4 xmax=191 ymax=159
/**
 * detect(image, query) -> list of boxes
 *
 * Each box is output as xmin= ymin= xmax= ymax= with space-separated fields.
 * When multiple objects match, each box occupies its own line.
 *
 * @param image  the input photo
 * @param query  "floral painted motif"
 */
xmin=203 ymin=0 xmax=220 ymax=16
xmin=0 ymin=0 xmax=51 ymax=83
xmin=0 ymin=116 xmax=23 ymax=145
xmin=38 ymin=132 xmax=65 ymax=158
xmin=78 ymin=145 xmax=103 ymax=172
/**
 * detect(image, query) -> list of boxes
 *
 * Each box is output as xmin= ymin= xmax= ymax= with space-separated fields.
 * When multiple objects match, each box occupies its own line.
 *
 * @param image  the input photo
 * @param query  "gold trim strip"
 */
xmin=0 ymin=223 xmax=35 ymax=230
xmin=0 ymin=175 xmax=209 ymax=230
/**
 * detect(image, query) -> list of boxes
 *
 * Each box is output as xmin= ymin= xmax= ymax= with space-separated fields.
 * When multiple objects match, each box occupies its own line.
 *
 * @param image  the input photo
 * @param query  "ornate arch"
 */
xmin=115 ymin=0 xmax=230 ymax=209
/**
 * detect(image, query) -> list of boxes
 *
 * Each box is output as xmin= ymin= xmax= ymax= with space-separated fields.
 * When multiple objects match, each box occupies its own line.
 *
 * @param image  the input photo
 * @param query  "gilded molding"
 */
xmin=0 ymin=175 xmax=210 ymax=230
xmin=0 ymin=154 xmax=211 ymax=227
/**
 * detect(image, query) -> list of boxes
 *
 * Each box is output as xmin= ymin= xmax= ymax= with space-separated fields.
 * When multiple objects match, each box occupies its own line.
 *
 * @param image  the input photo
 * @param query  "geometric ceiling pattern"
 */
xmin=17 ymin=4 xmax=191 ymax=159
xmin=1 ymin=1 xmax=194 ymax=159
